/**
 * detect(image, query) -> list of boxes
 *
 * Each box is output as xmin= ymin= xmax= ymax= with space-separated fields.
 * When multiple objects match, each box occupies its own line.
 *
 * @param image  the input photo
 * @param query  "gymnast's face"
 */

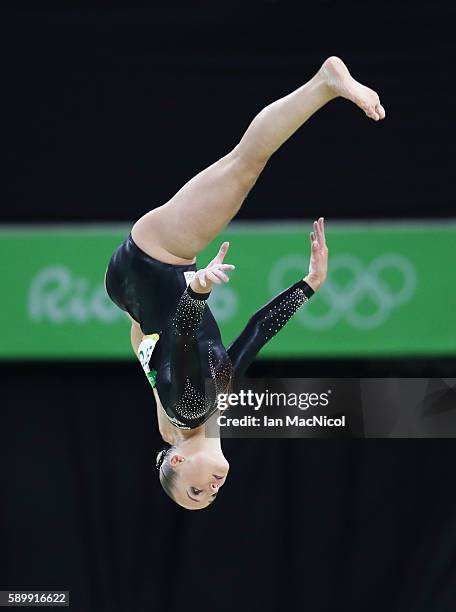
xmin=169 ymin=451 xmax=229 ymax=510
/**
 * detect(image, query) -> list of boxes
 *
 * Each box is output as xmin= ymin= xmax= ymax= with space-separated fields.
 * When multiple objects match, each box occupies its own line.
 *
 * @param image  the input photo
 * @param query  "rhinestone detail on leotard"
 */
xmin=208 ymin=340 xmax=232 ymax=398
xmin=172 ymin=289 xmax=207 ymax=338
xmin=170 ymin=289 xmax=229 ymax=426
xmin=162 ymin=281 xmax=313 ymax=429
xmin=261 ymin=286 xmax=309 ymax=339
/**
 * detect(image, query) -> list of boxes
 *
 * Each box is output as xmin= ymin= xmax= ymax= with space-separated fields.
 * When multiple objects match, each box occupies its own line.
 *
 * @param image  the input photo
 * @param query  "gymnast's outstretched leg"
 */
xmin=132 ymin=56 xmax=385 ymax=263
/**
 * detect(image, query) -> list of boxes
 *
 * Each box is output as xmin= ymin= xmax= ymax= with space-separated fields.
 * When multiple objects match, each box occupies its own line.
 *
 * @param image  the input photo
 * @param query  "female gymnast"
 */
xmin=105 ymin=57 xmax=385 ymax=510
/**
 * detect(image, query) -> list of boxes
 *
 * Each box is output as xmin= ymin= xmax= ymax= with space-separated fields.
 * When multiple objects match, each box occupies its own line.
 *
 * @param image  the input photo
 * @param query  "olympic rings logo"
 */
xmin=269 ymin=253 xmax=417 ymax=330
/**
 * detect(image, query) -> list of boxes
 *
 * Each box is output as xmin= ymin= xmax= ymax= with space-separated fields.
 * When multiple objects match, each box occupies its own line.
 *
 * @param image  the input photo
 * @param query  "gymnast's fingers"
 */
xmin=207 ymin=270 xmax=221 ymax=284
xmin=313 ymin=220 xmax=321 ymax=246
xmin=214 ymin=241 xmax=230 ymax=264
xmin=198 ymin=271 xmax=207 ymax=288
xmin=212 ymin=267 xmax=229 ymax=283
xmin=319 ymin=217 xmax=327 ymax=248
xmin=315 ymin=218 xmax=324 ymax=248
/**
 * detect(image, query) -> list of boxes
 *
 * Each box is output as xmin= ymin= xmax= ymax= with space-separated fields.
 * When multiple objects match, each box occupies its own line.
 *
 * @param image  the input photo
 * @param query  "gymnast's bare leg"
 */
xmin=132 ymin=56 xmax=385 ymax=263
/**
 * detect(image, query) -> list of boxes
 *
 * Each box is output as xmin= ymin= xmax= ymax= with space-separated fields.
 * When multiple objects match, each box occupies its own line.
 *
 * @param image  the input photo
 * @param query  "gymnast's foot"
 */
xmin=320 ymin=56 xmax=386 ymax=121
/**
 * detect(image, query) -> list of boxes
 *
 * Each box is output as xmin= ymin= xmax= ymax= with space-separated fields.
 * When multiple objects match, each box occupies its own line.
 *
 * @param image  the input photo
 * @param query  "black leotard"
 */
xmin=157 ymin=279 xmax=314 ymax=428
xmin=105 ymin=233 xmax=314 ymax=429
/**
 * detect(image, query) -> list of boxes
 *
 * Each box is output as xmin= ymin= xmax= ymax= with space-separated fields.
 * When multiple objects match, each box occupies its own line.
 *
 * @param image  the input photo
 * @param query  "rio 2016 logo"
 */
xmin=28 ymin=266 xmax=123 ymax=324
xmin=269 ymin=253 xmax=417 ymax=330
xmin=28 ymin=265 xmax=239 ymax=325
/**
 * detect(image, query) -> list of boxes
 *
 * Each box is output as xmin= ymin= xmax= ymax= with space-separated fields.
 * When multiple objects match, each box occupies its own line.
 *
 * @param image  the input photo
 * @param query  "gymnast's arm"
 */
xmin=128 ymin=282 xmax=211 ymax=415
xmin=228 ymin=217 xmax=329 ymax=377
xmin=130 ymin=292 xmax=209 ymax=439
xmin=168 ymin=242 xmax=235 ymax=406
xmin=226 ymin=278 xmax=315 ymax=377
xmin=168 ymin=284 xmax=211 ymax=403
xmin=129 ymin=304 xmax=206 ymax=437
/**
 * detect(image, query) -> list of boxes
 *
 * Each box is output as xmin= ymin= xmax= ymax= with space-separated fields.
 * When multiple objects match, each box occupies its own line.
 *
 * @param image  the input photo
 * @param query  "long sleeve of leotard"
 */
xmin=167 ymin=285 xmax=211 ymax=415
xmin=227 ymin=278 xmax=314 ymax=378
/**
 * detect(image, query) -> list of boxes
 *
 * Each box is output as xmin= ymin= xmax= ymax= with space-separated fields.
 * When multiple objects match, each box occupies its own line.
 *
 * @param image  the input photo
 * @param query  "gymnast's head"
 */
xmin=156 ymin=443 xmax=229 ymax=510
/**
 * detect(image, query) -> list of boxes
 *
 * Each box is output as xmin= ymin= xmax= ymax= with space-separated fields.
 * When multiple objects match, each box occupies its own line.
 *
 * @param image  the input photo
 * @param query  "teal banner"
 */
xmin=0 ymin=222 xmax=454 ymax=359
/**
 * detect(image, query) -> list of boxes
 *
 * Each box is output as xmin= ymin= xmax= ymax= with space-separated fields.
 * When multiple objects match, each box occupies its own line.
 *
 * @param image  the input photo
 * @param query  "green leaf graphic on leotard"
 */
xmin=147 ymin=369 xmax=157 ymax=388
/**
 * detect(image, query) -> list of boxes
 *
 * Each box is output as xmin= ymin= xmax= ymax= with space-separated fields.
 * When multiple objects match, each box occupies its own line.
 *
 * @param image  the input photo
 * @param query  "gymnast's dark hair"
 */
xmin=156 ymin=445 xmax=178 ymax=500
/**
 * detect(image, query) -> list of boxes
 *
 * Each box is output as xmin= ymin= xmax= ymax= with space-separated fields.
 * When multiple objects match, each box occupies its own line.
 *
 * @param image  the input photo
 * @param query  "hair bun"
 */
xmin=156 ymin=447 xmax=169 ymax=471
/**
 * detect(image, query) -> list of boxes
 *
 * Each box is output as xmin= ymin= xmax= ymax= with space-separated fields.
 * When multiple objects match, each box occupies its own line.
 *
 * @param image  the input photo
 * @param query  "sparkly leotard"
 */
xmin=152 ymin=280 xmax=314 ymax=429
xmin=105 ymin=233 xmax=314 ymax=429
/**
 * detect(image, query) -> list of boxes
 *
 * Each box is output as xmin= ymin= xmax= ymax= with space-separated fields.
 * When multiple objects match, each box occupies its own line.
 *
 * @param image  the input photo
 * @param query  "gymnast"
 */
xmin=105 ymin=57 xmax=385 ymax=509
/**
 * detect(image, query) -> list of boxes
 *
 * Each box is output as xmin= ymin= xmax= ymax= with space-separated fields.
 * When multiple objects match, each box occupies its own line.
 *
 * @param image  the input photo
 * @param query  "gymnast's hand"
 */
xmin=190 ymin=241 xmax=236 ymax=294
xmin=304 ymin=217 xmax=328 ymax=292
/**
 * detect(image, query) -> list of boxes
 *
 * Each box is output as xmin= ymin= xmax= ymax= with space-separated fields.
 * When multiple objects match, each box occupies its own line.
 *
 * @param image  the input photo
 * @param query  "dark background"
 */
xmin=5 ymin=1 xmax=455 ymax=222
xmin=3 ymin=2 xmax=456 ymax=611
